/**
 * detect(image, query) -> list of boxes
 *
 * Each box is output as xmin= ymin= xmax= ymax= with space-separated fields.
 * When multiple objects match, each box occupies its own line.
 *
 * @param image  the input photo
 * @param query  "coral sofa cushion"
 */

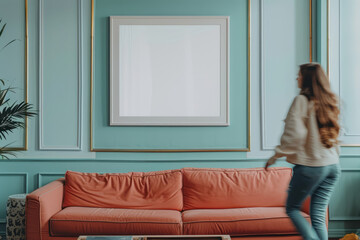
xmin=182 ymin=207 xmax=310 ymax=235
xmin=50 ymin=207 xmax=182 ymax=237
xmin=182 ymin=167 xmax=292 ymax=210
xmin=63 ymin=170 xmax=183 ymax=210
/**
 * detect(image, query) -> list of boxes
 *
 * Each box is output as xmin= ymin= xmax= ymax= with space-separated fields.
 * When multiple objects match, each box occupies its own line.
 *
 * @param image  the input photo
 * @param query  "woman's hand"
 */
xmin=265 ymin=156 xmax=277 ymax=171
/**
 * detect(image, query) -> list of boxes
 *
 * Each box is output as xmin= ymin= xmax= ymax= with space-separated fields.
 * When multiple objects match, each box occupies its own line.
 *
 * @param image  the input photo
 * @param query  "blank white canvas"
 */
xmin=110 ymin=16 xmax=229 ymax=126
xmin=119 ymin=25 xmax=220 ymax=117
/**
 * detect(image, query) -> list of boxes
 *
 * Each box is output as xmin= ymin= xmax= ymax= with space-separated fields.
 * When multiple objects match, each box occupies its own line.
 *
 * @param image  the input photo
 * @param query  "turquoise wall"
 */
xmin=0 ymin=0 xmax=26 ymax=147
xmin=0 ymin=0 xmax=359 ymax=238
xmin=93 ymin=0 xmax=248 ymax=150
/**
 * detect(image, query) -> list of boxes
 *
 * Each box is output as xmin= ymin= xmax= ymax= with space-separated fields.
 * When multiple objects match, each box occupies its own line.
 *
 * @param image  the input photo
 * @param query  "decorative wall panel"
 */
xmin=261 ymin=0 xmax=310 ymax=150
xmin=0 ymin=173 xmax=28 ymax=223
xmin=39 ymin=0 xmax=83 ymax=150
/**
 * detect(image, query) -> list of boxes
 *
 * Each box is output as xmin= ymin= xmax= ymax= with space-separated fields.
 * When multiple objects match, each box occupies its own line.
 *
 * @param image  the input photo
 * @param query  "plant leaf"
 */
xmin=0 ymin=39 xmax=17 ymax=51
xmin=0 ymin=101 xmax=37 ymax=140
xmin=0 ymin=142 xmax=16 ymax=159
xmin=0 ymin=143 xmax=17 ymax=159
xmin=0 ymin=23 xmax=6 ymax=38
xmin=0 ymin=87 xmax=10 ymax=106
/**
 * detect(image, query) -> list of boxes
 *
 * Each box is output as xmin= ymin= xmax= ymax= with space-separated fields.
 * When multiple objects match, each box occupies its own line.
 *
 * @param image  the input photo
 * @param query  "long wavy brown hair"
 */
xmin=299 ymin=63 xmax=340 ymax=148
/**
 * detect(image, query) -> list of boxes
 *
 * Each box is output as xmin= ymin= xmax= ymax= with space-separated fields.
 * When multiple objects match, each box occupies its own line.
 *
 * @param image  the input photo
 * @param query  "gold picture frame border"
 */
xmin=90 ymin=0 xmax=252 ymax=152
xmin=4 ymin=0 xmax=28 ymax=151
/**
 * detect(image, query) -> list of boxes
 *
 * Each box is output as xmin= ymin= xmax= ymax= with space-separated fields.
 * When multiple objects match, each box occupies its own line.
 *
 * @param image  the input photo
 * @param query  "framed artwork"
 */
xmin=110 ymin=16 xmax=229 ymax=126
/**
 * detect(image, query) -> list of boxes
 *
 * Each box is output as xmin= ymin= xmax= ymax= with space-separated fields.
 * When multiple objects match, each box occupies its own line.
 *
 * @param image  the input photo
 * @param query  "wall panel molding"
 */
xmin=0 ymin=173 xmax=28 ymax=223
xmin=329 ymin=0 xmax=360 ymax=145
xmin=260 ymin=0 xmax=311 ymax=150
xmin=338 ymin=1 xmax=360 ymax=138
xmin=90 ymin=0 xmax=250 ymax=152
xmin=329 ymin=229 xmax=360 ymax=238
xmin=0 ymin=0 xmax=28 ymax=150
xmin=2 ymin=154 xmax=360 ymax=162
xmin=39 ymin=0 xmax=83 ymax=150
xmin=329 ymin=168 xmax=360 ymax=220
xmin=38 ymin=172 xmax=64 ymax=188
xmin=0 ymin=172 xmax=28 ymax=193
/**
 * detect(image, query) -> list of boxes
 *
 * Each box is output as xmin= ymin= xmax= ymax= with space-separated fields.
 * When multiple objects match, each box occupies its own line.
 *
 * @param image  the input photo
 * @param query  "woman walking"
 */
xmin=265 ymin=63 xmax=341 ymax=240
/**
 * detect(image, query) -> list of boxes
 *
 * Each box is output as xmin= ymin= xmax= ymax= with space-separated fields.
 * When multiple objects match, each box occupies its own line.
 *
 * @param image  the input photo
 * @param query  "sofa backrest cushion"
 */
xmin=63 ymin=170 xmax=183 ymax=210
xmin=182 ymin=167 xmax=292 ymax=210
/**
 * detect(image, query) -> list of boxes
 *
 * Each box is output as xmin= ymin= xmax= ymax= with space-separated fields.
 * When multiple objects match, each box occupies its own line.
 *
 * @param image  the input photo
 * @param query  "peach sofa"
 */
xmin=26 ymin=167 xmax=314 ymax=240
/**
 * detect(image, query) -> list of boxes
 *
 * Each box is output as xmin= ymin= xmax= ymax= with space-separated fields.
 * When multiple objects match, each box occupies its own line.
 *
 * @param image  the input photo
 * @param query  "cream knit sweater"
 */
xmin=269 ymin=95 xmax=340 ymax=166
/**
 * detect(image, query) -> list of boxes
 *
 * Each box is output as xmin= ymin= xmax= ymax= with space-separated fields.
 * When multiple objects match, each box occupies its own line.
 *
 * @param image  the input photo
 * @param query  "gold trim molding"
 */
xmin=310 ymin=0 xmax=313 ymax=62
xmin=90 ymin=0 xmax=251 ymax=152
xmin=4 ymin=0 xmax=28 ymax=151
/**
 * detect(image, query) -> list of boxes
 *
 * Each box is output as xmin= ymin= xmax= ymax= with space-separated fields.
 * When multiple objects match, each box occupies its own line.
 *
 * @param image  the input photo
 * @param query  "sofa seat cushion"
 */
xmin=50 ymin=207 xmax=182 ymax=237
xmin=182 ymin=207 xmax=310 ymax=236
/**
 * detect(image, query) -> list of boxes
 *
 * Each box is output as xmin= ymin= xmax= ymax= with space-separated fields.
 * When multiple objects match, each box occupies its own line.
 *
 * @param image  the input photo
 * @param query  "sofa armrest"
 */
xmin=301 ymin=196 xmax=310 ymax=215
xmin=26 ymin=178 xmax=65 ymax=240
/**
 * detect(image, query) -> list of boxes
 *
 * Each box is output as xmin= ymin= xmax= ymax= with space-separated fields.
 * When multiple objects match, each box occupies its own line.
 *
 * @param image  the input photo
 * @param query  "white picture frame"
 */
xmin=110 ymin=16 xmax=229 ymax=126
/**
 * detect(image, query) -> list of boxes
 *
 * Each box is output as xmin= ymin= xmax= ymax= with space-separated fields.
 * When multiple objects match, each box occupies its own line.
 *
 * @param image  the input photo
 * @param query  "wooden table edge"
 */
xmin=78 ymin=235 xmax=231 ymax=240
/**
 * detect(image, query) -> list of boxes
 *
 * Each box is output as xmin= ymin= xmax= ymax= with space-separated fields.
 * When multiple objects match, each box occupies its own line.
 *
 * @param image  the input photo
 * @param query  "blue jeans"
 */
xmin=286 ymin=163 xmax=341 ymax=240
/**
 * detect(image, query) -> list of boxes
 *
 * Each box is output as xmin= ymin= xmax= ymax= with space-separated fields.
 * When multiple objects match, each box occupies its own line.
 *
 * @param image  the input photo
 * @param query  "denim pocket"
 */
xmin=294 ymin=165 xmax=322 ymax=179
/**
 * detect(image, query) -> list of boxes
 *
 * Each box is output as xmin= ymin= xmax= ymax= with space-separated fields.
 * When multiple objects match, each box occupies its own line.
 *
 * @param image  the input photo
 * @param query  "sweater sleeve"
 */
xmin=269 ymin=95 xmax=308 ymax=163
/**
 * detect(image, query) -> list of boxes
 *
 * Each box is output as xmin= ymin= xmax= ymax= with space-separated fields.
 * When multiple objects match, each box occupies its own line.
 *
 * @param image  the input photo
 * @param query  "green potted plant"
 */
xmin=0 ymin=19 xmax=36 ymax=159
